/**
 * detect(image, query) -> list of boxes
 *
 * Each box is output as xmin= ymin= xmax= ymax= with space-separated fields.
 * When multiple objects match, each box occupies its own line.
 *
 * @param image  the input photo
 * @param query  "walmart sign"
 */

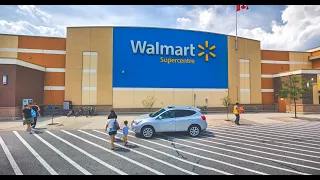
xmin=113 ymin=27 xmax=228 ymax=89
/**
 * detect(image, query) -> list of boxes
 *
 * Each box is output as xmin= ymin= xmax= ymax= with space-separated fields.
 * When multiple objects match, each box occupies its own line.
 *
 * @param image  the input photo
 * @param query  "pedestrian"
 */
xmin=108 ymin=110 xmax=118 ymax=142
xmin=22 ymin=104 xmax=34 ymax=134
xmin=122 ymin=120 xmax=129 ymax=146
xmin=30 ymin=103 xmax=40 ymax=128
xmin=233 ymin=102 xmax=240 ymax=125
xmin=105 ymin=111 xmax=119 ymax=150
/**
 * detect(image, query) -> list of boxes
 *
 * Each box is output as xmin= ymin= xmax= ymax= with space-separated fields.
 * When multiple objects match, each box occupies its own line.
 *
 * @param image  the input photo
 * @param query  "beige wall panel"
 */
xmin=228 ymin=37 xmax=262 ymax=104
xmin=239 ymin=62 xmax=245 ymax=74
xmin=240 ymin=92 xmax=251 ymax=104
xmin=82 ymin=73 xmax=90 ymax=87
xmin=0 ymin=35 xmax=18 ymax=48
xmin=154 ymin=91 xmax=174 ymax=108
xmin=246 ymin=39 xmax=261 ymax=104
xmin=193 ymin=91 xmax=211 ymax=107
xmin=244 ymin=62 xmax=250 ymax=74
xmin=89 ymin=90 xmax=97 ymax=105
xmin=173 ymin=91 xmax=193 ymax=106
xmin=65 ymin=28 xmax=91 ymax=105
xmin=89 ymin=73 xmax=97 ymax=87
xmin=90 ymin=28 xmax=113 ymax=105
xmin=90 ymin=55 xmax=98 ymax=69
xmin=289 ymin=52 xmax=312 ymax=71
xmin=313 ymin=85 xmax=319 ymax=104
xmin=240 ymin=77 xmax=250 ymax=89
xmin=0 ymin=52 xmax=17 ymax=58
xmin=113 ymin=91 xmax=134 ymax=108
xmin=133 ymin=91 xmax=155 ymax=108
xmin=210 ymin=91 xmax=228 ymax=107
xmin=82 ymin=91 xmax=90 ymax=105
xmin=83 ymin=55 xmax=91 ymax=69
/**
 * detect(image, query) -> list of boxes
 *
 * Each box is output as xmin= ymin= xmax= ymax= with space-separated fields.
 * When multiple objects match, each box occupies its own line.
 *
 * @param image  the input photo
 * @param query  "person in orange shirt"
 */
xmin=233 ymin=103 xmax=240 ymax=125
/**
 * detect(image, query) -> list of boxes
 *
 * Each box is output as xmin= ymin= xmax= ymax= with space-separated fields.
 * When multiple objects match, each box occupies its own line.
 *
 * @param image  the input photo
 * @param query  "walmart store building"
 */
xmin=1 ymin=26 xmax=320 ymax=118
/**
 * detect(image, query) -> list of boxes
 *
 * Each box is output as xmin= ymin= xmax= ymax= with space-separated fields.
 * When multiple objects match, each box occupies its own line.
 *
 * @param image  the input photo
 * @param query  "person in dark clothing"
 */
xmin=22 ymin=104 xmax=33 ymax=134
xmin=30 ymin=103 xmax=40 ymax=128
xmin=108 ymin=110 xmax=117 ymax=119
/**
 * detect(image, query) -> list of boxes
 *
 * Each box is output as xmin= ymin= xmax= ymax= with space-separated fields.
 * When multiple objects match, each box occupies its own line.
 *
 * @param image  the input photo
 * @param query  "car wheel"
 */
xmin=188 ymin=125 xmax=200 ymax=137
xmin=141 ymin=126 xmax=155 ymax=139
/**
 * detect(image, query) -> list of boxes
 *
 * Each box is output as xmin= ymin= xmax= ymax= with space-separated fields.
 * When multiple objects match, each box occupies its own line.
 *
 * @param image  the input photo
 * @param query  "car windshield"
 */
xmin=149 ymin=108 xmax=166 ymax=117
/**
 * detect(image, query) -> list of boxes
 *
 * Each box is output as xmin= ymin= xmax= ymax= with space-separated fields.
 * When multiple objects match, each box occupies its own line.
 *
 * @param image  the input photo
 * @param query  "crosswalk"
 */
xmin=1 ymin=121 xmax=320 ymax=175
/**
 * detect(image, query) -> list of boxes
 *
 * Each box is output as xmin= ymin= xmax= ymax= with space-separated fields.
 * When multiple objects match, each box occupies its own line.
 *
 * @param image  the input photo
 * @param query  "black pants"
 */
xmin=235 ymin=114 xmax=240 ymax=125
xmin=32 ymin=117 xmax=38 ymax=127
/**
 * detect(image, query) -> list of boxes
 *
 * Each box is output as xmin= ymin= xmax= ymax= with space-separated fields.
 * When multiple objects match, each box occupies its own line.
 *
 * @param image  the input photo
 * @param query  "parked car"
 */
xmin=131 ymin=106 xmax=207 ymax=138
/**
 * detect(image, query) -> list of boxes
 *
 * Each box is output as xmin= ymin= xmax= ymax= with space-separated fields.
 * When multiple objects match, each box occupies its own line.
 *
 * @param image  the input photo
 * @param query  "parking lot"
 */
xmin=1 ymin=121 xmax=320 ymax=175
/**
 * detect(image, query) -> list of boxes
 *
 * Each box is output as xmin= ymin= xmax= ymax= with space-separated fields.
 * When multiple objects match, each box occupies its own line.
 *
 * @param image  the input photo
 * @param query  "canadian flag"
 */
xmin=236 ymin=5 xmax=249 ymax=11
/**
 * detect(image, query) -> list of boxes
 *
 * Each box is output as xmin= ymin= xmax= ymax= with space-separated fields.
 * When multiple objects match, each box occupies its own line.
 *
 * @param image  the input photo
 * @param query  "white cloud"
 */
xmin=16 ymin=5 xmax=52 ymax=24
xmin=176 ymin=5 xmax=320 ymax=51
xmin=0 ymin=5 xmax=319 ymax=51
xmin=0 ymin=20 xmax=64 ymax=37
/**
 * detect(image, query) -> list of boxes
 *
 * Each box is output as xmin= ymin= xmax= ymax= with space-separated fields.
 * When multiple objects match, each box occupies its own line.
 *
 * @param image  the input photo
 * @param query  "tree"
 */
xmin=142 ymin=96 xmax=157 ymax=112
xmin=220 ymin=94 xmax=231 ymax=120
xmin=277 ymin=75 xmax=313 ymax=118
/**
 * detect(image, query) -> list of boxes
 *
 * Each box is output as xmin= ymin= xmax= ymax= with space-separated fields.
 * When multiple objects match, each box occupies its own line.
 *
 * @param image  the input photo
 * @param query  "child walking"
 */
xmin=122 ymin=120 xmax=129 ymax=146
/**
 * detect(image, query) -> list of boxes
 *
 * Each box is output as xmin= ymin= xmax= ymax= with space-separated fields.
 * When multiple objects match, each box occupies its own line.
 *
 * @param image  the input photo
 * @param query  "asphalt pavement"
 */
xmin=1 ymin=121 xmax=320 ymax=175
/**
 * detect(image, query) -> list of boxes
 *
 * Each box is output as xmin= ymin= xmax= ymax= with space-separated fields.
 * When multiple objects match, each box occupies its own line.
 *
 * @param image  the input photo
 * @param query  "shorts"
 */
xmin=109 ymin=131 xmax=117 ymax=136
xmin=123 ymin=136 xmax=127 ymax=142
xmin=25 ymin=118 xmax=32 ymax=125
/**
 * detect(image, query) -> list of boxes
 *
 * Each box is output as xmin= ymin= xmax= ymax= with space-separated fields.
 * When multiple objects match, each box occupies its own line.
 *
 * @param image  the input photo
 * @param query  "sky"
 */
xmin=0 ymin=5 xmax=319 ymax=51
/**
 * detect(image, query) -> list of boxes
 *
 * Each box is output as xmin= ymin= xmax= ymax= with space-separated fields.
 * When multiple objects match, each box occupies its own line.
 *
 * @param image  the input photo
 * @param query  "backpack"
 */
xmin=114 ymin=119 xmax=120 ymax=131
xmin=30 ymin=108 xmax=37 ymax=118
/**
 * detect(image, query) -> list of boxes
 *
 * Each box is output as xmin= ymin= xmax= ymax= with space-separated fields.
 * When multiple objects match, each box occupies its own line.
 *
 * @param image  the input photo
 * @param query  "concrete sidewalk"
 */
xmin=0 ymin=112 xmax=318 ymax=132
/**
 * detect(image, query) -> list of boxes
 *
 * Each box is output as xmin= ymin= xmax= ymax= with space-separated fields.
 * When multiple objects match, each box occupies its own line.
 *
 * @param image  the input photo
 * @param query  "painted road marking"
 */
xmin=61 ymin=130 xmax=165 ymax=175
xmin=13 ymin=131 xmax=58 ymax=175
xmin=195 ymin=134 xmax=320 ymax=171
xmin=126 ymin=130 xmax=262 ymax=175
xmin=202 ymin=131 xmax=320 ymax=165
xmin=33 ymin=133 xmax=91 ymax=175
xmin=0 ymin=136 xmax=23 ymax=175
xmin=207 ymin=128 xmax=320 ymax=153
xmin=204 ymin=131 xmax=320 ymax=155
xmin=208 ymin=126 xmax=320 ymax=147
xmin=160 ymin=134 xmax=309 ymax=175
xmin=210 ymin=123 xmax=320 ymax=140
xmin=78 ymin=130 xmax=197 ymax=175
xmin=46 ymin=131 xmax=127 ymax=175
xmin=93 ymin=130 xmax=230 ymax=175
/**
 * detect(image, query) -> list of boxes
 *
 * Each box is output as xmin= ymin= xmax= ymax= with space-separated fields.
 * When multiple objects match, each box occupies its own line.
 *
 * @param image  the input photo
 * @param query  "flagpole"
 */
xmin=235 ymin=6 xmax=238 ymax=51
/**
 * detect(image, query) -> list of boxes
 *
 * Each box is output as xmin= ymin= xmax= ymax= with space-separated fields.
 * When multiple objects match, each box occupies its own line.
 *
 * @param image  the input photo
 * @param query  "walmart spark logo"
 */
xmin=198 ymin=41 xmax=216 ymax=62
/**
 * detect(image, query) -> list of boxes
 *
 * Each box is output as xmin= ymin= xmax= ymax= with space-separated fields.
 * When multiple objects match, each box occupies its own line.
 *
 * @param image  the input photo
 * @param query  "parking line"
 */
xmin=201 ymin=131 xmax=320 ymax=164
xmin=92 ymin=130 xmax=230 ymax=175
xmin=159 ymin=134 xmax=309 ymax=175
xmin=126 ymin=130 xmax=267 ymax=175
xmin=0 ymin=136 xmax=23 ymax=175
xmin=209 ymin=124 xmax=320 ymax=140
xmin=208 ymin=127 xmax=320 ymax=150
xmin=195 ymin=134 xmax=320 ymax=171
xmin=33 ymin=133 xmax=91 ymax=175
xmin=13 ymin=131 xmax=58 ymax=175
xmin=61 ymin=130 xmax=164 ymax=175
xmin=46 ymin=131 xmax=127 ymax=175
xmin=213 ymin=124 xmax=320 ymax=139
xmin=207 ymin=127 xmax=320 ymax=146
xmin=78 ymin=130 xmax=197 ymax=175
xmin=204 ymin=130 xmax=320 ymax=156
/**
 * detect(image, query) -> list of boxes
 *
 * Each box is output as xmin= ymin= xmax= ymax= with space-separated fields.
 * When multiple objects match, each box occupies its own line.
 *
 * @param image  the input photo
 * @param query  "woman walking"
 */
xmin=105 ymin=110 xmax=119 ymax=150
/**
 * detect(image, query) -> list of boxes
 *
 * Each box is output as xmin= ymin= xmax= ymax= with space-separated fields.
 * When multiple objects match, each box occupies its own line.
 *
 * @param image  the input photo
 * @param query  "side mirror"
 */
xmin=157 ymin=116 xmax=163 ymax=120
